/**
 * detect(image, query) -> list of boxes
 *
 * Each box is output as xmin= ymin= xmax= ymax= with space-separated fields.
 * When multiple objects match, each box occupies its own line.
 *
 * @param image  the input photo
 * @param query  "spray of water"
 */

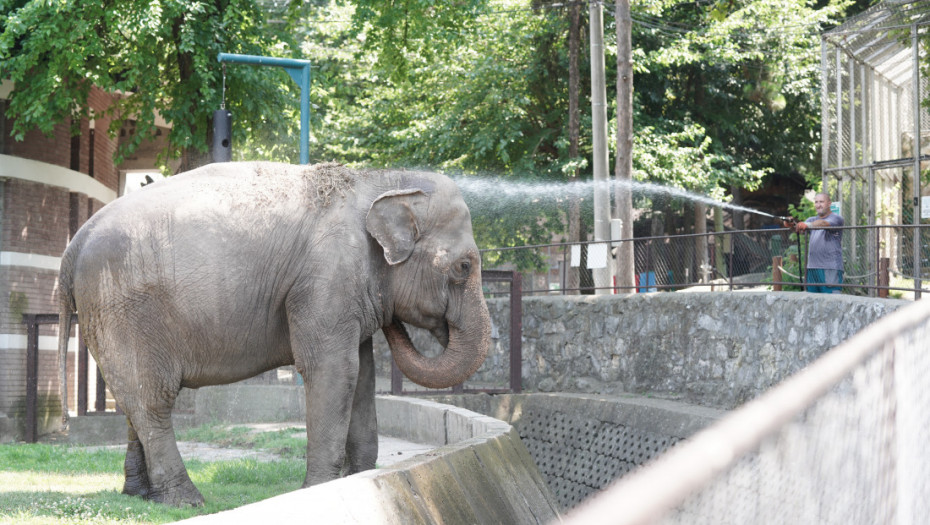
xmin=451 ymin=175 xmax=777 ymax=220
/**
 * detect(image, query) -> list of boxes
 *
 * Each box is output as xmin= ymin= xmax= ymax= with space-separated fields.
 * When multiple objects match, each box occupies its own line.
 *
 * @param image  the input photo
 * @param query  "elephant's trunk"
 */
xmin=384 ymin=282 xmax=490 ymax=389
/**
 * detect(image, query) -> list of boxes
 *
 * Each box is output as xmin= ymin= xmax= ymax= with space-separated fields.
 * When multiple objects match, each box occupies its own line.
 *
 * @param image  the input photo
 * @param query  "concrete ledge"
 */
xmin=67 ymin=414 xmax=126 ymax=445
xmin=173 ymin=384 xmax=305 ymax=428
xmin=177 ymin=396 xmax=560 ymax=525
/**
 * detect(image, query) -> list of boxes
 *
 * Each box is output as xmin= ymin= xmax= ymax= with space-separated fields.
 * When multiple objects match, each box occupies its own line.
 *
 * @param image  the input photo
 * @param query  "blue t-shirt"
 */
xmin=805 ymin=212 xmax=844 ymax=270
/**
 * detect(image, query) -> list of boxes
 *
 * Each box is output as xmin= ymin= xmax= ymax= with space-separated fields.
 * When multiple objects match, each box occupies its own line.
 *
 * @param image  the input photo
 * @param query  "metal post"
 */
xmin=95 ymin=368 xmax=106 ymax=412
xmin=879 ymin=256 xmax=890 ymax=298
xmin=24 ymin=315 xmax=38 ymax=443
xmin=772 ymin=256 xmax=783 ymax=292
xmin=833 ymin=46 xmax=843 ymax=192
xmin=911 ymin=24 xmax=922 ymax=298
xmin=391 ymin=358 xmax=403 ymax=395
xmin=510 ymin=272 xmax=523 ymax=394
xmin=78 ymin=335 xmax=88 ymax=416
xmin=869 ymin=167 xmax=876 ymax=296
xmin=646 ymin=239 xmax=653 ymax=291
xmin=589 ymin=1 xmax=611 ymax=294
xmin=728 ymin=233 xmax=734 ymax=291
xmin=217 ymin=53 xmax=312 ymax=164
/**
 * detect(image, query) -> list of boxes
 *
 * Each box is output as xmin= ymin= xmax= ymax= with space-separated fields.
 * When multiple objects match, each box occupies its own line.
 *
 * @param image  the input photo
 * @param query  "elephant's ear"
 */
xmin=366 ymin=189 xmax=428 ymax=265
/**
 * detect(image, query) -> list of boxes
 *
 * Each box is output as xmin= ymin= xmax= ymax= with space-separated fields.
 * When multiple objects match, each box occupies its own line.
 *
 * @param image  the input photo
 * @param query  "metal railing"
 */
xmin=480 ymin=224 xmax=930 ymax=299
xmin=20 ymin=314 xmax=119 ymax=443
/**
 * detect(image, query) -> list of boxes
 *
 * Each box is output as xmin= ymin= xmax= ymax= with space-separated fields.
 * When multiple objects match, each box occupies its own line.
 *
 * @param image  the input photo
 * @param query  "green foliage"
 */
xmin=787 ymin=190 xmax=817 ymax=222
xmin=349 ymin=0 xmax=487 ymax=82
xmin=638 ymin=0 xmax=852 ymax=181
xmin=0 ymin=0 xmax=300 ymax=170
xmin=296 ymin=0 xmax=860 ymax=251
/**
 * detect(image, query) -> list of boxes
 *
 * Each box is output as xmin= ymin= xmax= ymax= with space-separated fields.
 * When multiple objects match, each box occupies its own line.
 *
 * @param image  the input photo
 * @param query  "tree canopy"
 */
xmin=0 ymin=0 xmax=301 ymax=170
xmin=2 ymin=0 xmax=869 ymax=245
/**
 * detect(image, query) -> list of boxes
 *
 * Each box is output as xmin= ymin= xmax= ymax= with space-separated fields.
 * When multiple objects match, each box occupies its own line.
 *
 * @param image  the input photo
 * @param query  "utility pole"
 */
xmin=566 ymin=1 xmax=583 ymax=295
xmin=590 ymin=0 xmax=612 ymax=294
xmin=614 ymin=0 xmax=635 ymax=293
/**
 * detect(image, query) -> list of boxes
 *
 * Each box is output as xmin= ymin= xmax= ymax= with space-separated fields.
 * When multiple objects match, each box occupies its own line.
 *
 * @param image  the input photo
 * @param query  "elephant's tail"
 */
xmin=57 ymin=250 xmax=77 ymax=426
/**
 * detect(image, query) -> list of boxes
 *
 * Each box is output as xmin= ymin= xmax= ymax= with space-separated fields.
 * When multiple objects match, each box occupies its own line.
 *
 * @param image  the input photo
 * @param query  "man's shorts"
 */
xmin=806 ymin=268 xmax=843 ymax=294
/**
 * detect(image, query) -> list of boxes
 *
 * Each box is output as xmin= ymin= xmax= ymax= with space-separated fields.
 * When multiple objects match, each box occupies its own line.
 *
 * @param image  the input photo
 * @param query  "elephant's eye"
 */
xmin=453 ymin=258 xmax=472 ymax=280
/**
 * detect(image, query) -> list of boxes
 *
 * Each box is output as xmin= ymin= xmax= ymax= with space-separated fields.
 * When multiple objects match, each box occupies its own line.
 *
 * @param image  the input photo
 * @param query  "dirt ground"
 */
xmin=54 ymin=422 xmax=436 ymax=466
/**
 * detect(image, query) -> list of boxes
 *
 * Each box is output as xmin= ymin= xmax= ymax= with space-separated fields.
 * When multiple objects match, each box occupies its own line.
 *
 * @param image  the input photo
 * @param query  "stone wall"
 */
xmin=375 ymin=292 xmax=908 ymax=410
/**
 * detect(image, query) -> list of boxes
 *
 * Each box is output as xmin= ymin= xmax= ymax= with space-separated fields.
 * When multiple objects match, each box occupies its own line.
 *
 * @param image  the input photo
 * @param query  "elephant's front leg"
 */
xmin=291 ymin=318 xmax=361 ymax=487
xmin=345 ymin=337 xmax=378 ymax=474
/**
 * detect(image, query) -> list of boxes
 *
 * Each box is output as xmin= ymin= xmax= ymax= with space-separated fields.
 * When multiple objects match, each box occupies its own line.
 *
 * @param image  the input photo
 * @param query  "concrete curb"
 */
xmin=174 ymin=396 xmax=560 ymax=524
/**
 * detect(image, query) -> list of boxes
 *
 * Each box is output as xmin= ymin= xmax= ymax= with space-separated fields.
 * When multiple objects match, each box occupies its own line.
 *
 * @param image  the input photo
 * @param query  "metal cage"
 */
xmin=822 ymin=0 xmax=930 ymax=296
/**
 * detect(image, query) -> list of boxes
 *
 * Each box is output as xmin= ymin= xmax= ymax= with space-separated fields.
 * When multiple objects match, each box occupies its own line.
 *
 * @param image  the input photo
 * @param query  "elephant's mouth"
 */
xmin=383 ymin=309 xmax=489 ymax=390
xmin=429 ymin=321 xmax=450 ymax=348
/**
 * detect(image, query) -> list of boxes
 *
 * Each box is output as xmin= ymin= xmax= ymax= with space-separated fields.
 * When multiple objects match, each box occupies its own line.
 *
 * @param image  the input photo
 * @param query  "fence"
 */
xmin=562 ymin=281 xmax=930 ymax=525
xmin=480 ymin=224 xmax=930 ymax=299
xmin=20 ymin=314 xmax=119 ymax=443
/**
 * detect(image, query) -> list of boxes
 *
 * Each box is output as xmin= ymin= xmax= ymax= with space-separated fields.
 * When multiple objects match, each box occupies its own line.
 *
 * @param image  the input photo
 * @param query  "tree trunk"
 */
xmin=172 ymin=17 xmax=211 ymax=174
xmin=566 ymin=2 xmax=582 ymax=295
xmin=614 ymin=0 xmax=634 ymax=293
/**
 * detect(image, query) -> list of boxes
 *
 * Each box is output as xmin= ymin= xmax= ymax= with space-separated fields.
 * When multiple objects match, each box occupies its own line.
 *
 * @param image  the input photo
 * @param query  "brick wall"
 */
xmin=86 ymin=87 xmax=118 ymax=188
xmin=1 ymin=86 xmax=119 ymax=183
xmin=2 ymin=178 xmax=70 ymax=257
xmin=1 ymin=176 xmax=104 ymax=429
xmin=3 ymin=122 xmax=72 ymax=168
xmin=1 ymin=85 xmax=160 ymax=439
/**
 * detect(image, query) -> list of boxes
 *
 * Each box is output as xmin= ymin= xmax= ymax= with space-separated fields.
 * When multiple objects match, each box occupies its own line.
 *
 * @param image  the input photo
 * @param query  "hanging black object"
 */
xmin=212 ymin=109 xmax=232 ymax=163
xmin=212 ymin=63 xmax=232 ymax=163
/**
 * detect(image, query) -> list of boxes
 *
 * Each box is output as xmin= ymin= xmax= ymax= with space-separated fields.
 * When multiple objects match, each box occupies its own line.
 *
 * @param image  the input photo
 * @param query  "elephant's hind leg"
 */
xmin=345 ymin=338 xmax=378 ymax=474
xmin=103 ymin=353 xmax=203 ymax=507
xmin=127 ymin=387 xmax=203 ymax=507
xmin=122 ymin=420 xmax=151 ymax=498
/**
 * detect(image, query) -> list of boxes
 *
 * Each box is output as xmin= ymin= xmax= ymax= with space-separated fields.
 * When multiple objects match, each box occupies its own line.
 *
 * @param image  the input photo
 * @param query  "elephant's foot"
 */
xmin=147 ymin=479 xmax=204 ymax=508
xmin=122 ymin=439 xmax=151 ymax=498
xmin=121 ymin=471 xmax=151 ymax=499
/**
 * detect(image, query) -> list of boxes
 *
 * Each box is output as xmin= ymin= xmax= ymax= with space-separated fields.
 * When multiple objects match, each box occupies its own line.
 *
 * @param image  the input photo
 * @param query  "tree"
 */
xmin=0 ymin=0 xmax=300 ymax=172
xmin=635 ymin=0 xmax=853 ymax=186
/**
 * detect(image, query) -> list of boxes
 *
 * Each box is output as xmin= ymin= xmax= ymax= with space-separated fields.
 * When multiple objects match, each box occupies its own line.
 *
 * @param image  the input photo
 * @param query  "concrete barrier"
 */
xmin=176 ymin=395 xmax=560 ymax=525
xmin=433 ymin=393 xmax=725 ymax=510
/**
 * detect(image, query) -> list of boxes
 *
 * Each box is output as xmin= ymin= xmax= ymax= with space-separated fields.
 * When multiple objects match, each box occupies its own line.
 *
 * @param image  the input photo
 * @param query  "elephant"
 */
xmin=56 ymin=161 xmax=491 ymax=506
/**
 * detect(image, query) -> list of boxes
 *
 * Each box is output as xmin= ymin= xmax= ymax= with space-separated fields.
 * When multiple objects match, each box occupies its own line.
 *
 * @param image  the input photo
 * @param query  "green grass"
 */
xmin=176 ymin=423 xmax=308 ymax=459
xmin=0 ymin=430 xmax=306 ymax=524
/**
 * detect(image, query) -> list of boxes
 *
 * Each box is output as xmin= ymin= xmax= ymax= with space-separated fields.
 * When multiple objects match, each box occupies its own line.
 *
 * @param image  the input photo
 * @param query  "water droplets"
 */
xmin=452 ymin=175 xmax=775 ymax=220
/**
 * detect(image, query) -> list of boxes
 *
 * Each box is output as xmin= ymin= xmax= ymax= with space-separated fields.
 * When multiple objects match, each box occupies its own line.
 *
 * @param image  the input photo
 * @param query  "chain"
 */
xmin=221 ymin=63 xmax=226 ymax=110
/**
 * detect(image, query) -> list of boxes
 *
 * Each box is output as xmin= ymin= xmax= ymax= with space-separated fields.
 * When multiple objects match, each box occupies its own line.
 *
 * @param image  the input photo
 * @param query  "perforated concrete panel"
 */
xmin=518 ymin=407 xmax=681 ymax=509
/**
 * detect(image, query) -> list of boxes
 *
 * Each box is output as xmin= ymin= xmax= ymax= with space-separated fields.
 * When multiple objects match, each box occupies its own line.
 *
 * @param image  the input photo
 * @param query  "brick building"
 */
xmin=0 ymin=80 xmax=170 ymax=441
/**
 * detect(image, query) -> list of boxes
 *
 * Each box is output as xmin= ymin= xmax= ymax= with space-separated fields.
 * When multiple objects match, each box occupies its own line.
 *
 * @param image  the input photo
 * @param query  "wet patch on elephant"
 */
xmin=301 ymin=162 xmax=355 ymax=206
xmin=250 ymin=162 xmax=354 ymax=207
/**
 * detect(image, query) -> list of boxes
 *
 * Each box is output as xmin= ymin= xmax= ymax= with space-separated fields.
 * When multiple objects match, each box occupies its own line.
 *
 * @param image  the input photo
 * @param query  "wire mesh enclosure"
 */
xmin=821 ymin=1 xmax=930 ymax=295
xmin=481 ymin=225 xmax=930 ymax=298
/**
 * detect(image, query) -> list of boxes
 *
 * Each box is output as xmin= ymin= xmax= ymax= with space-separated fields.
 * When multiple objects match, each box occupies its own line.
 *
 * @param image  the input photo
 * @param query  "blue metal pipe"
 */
xmin=217 ymin=52 xmax=312 ymax=165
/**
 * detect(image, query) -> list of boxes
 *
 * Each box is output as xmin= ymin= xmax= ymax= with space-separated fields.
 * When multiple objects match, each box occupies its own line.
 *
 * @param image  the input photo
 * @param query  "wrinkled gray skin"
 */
xmin=56 ymin=162 xmax=490 ymax=507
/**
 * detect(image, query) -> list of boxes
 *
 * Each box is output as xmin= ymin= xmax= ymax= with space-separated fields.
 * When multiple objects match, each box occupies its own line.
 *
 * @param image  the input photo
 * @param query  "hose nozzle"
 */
xmin=779 ymin=216 xmax=797 ymax=228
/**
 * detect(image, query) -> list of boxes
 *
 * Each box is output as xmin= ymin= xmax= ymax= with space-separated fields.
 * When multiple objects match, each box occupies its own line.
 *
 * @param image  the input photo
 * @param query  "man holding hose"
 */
xmin=786 ymin=192 xmax=845 ymax=293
